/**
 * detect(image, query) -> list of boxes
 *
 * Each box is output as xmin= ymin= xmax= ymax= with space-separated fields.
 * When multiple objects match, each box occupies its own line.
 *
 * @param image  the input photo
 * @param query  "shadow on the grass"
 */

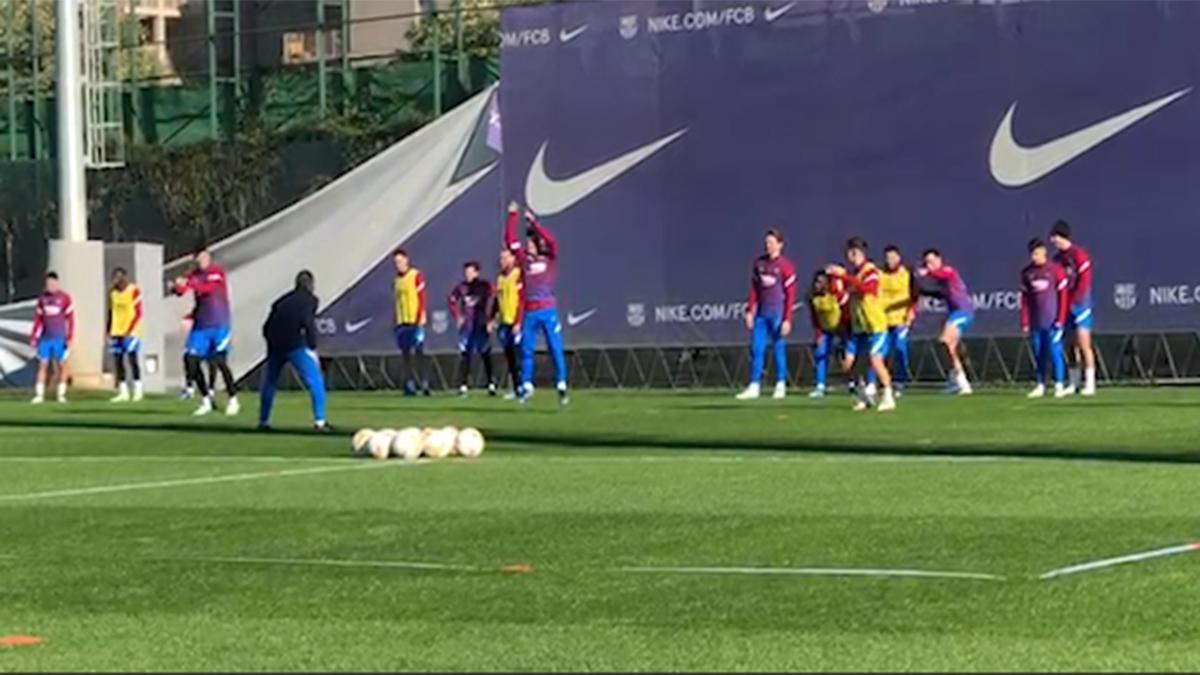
xmin=0 ymin=418 xmax=1196 ymax=466
xmin=0 ymin=417 xmax=331 ymax=440
xmin=484 ymin=430 xmax=1200 ymax=466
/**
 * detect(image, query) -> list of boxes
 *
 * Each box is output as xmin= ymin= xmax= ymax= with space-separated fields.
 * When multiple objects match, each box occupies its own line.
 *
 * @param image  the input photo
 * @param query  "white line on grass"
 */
xmin=1039 ymin=542 xmax=1200 ymax=580
xmin=620 ymin=566 xmax=1005 ymax=581
xmin=0 ymin=462 xmax=397 ymax=503
xmin=0 ymin=454 xmax=1012 ymax=467
xmin=0 ymin=456 xmax=353 ymax=464
xmin=508 ymin=454 xmax=1013 ymax=466
xmin=188 ymin=556 xmax=476 ymax=572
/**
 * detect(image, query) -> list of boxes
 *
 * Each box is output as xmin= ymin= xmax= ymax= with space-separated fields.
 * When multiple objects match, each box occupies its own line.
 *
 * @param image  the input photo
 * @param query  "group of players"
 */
xmin=386 ymin=201 xmax=570 ymax=406
xmin=27 ymin=249 xmax=243 ymax=413
xmin=25 ymin=199 xmax=573 ymax=426
xmin=738 ymin=219 xmax=1096 ymax=410
xmin=27 ymin=207 xmax=1094 ymax=418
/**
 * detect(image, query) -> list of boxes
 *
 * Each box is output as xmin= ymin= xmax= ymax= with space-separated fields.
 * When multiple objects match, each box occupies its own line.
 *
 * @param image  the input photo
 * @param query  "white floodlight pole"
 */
xmin=56 ymin=0 xmax=88 ymax=243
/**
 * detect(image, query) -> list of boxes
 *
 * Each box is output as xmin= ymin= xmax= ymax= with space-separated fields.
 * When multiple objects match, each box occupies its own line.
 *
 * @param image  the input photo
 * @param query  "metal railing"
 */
xmin=249 ymin=333 xmax=1200 ymax=392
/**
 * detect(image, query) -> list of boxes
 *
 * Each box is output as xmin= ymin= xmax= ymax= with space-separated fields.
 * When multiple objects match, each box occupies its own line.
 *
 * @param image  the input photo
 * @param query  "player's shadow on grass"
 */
xmin=1048 ymin=401 xmax=1200 ymax=409
xmin=487 ymin=431 xmax=1200 ymax=465
xmin=0 ymin=418 xmax=333 ymax=440
xmin=58 ymin=407 xmax=184 ymax=417
xmin=351 ymin=403 xmax=561 ymax=415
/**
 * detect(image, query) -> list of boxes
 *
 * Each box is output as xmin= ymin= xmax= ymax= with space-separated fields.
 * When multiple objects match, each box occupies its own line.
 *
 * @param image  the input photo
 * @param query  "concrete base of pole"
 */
xmin=104 ymin=243 xmax=166 ymax=394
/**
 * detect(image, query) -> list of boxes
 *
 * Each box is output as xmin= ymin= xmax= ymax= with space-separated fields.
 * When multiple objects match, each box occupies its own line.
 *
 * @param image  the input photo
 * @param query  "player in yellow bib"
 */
xmin=880 ymin=245 xmax=916 ymax=393
xmin=826 ymin=237 xmax=896 ymax=412
xmin=807 ymin=270 xmax=848 ymax=397
xmin=107 ymin=267 xmax=144 ymax=402
xmin=490 ymin=247 xmax=524 ymax=399
xmin=393 ymin=248 xmax=430 ymax=396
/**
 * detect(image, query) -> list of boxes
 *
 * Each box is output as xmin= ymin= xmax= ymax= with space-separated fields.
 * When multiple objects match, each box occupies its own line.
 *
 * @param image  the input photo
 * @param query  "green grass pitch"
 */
xmin=1 ymin=386 xmax=1198 ymax=671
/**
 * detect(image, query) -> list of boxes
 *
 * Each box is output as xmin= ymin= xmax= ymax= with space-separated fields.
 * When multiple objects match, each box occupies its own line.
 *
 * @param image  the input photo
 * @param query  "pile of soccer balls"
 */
xmin=351 ymin=426 xmax=485 ymax=461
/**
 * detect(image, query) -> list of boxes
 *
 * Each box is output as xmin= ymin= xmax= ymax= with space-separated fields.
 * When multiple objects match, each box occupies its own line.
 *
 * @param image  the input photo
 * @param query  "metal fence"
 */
xmin=2 ymin=0 xmax=503 ymax=159
xmin=250 ymin=333 xmax=1200 ymax=392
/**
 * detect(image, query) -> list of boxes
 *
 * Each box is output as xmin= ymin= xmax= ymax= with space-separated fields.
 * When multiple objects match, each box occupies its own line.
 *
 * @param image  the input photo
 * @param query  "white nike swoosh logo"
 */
xmin=344 ymin=317 xmax=373 ymax=334
xmin=989 ymin=87 xmax=1191 ymax=188
xmin=526 ymin=129 xmax=687 ymax=215
xmin=559 ymin=25 xmax=587 ymax=42
xmin=764 ymin=2 xmax=796 ymax=22
xmin=566 ymin=308 xmax=598 ymax=326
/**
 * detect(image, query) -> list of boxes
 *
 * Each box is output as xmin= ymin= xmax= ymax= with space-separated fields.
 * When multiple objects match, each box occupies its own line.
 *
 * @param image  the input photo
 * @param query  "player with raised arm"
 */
xmin=915 ymin=249 xmax=975 ymax=395
xmin=736 ymin=229 xmax=797 ymax=400
xmin=1021 ymin=239 xmax=1070 ymax=399
xmin=392 ymin=248 xmax=431 ymax=396
xmin=827 ymin=238 xmax=896 ymax=412
xmin=29 ymin=272 xmax=73 ymax=405
xmin=505 ymin=201 xmax=569 ymax=406
xmin=880 ymin=245 xmax=916 ymax=394
xmin=490 ymin=247 xmax=524 ymax=399
xmin=449 ymin=260 xmax=497 ymax=397
xmin=172 ymin=247 xmax=240 ymax=416
xmin=808 ymin=270 xmax=846 ymax=398
xmin=107 ymin=267 xmax=144 ymax=403
xmin=1049 ymin=220 xmax=1096 ymax=396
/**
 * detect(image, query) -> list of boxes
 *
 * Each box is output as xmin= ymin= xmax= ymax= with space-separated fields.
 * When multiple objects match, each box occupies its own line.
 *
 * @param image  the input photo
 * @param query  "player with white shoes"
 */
xmin=736 ymin=229 xmax=797 ymax=400
xmin=172 ymin=247 xmax=240 ymax=416
xmin=1049 ymin=220 xmax=1097 ymax=396
xmin=505 ymin=201 xmax=570 ymax=405
xmin=915 ymin=249 xmax=975 ymax=395
xmin=880 ymin=245 xmax=916 ymax=395
xmin=1020 ymin=239 xmax=1070 ymax=399
xmin=107 ymin=267 xmax=145 ymax=403
xmin=29 ymin=272 xmax=73 ymax=405
xmin=827 ymin=238 xmax=896 ymax=412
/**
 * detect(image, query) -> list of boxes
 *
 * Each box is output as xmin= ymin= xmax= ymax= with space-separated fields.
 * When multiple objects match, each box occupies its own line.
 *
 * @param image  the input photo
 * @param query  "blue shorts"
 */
xmin=846 ymin=332 xmax=888 ymax=359
xmin=186 ymin=325 xmax=232 ymax=358
xmin=37 ymin=336 xmax=69 ymax=363
xmin=110 ymin=335 xmax=141 ymax=357
xmin=1066 ymin=303 xmax=1094 ymax=331
xmin=458 ymin=326 xmax=491 ymax=354
xmin=496 ymin=324 xmax=521 ymax=348
xmin=947 ymin=310 xmax=974 ymax=333
xmin=394 ymin=325 xmax=425 ymax=352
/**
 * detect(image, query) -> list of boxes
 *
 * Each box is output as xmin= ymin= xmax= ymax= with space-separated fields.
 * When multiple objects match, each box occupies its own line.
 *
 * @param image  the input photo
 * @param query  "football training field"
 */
xmin=1 ymin=388 xmax=1198 ymax=671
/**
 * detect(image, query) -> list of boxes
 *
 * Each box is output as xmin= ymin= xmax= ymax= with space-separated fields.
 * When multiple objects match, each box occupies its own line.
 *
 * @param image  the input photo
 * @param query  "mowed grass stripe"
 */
xmin=0 ymin=461 xmax=396 ymax=502
xmin=2 ymin=389 xmax=1199 ymax=670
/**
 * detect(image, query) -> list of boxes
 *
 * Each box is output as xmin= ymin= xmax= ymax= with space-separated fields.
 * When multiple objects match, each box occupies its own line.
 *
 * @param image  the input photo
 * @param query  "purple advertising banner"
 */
xmin=322 ymin=0 xmax=1200 ymax=354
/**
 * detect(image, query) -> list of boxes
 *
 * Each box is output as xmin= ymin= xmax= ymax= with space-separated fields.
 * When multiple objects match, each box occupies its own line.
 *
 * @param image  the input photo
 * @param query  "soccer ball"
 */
xmin=422 ymin=426 xmax=456 ymax=459
xmin=352 ymin=428 xmax=375 ymax=457
xmin=368 ymin=429 xmax=396 ymax=460
xmin=391 ymin=427 xmax=424 ymax=462
xmin=440 ymin=426 xmax=460 ymax=454
xmin=455 ymin=427 xmax=485 ymax=459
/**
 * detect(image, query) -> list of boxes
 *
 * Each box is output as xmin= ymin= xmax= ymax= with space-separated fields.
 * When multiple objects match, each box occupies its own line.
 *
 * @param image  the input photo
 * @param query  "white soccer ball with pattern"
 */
xmin=422 ymin=426 xmax=456 ymax=459
xmin=368 ymin=429 xmax=396 ymax=460
xmin=391 ymin=426 xmax=424 ymax=461
xmin=352 ymin=428 xmax=375 ymax=456
xmin=455 ymin=427 xmax=485 ymax=459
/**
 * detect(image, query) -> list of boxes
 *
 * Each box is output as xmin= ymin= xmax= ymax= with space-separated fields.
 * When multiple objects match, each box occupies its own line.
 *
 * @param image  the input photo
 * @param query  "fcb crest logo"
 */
xmin=619 ymin=15 xmax=639 ymax=40
xmin=432 ymin=310 xmax=450 ymax=334
xmin=1113 ymin=283 xmax=1137 ymax=311
xmin=627 ymin=303 xmax=646 ymax=328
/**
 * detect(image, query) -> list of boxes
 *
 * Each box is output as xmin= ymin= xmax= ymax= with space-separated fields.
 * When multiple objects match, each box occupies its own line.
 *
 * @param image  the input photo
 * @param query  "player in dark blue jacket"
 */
xmin=258 ymin=270 xmax=329 ymax=431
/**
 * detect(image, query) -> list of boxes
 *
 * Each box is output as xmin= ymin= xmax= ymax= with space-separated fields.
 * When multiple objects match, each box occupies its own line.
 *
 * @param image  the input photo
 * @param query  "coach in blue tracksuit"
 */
xmin=258 ymin=270 xmax=329 ymax=431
